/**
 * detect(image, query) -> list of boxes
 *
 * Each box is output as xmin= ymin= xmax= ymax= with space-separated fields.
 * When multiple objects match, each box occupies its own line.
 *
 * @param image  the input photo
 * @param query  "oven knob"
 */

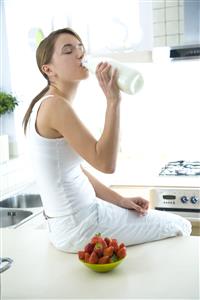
xmin=190 ymin=196 xmax=199 ymax=204
xmin=181 ymin=196 xmax=189 ymax=203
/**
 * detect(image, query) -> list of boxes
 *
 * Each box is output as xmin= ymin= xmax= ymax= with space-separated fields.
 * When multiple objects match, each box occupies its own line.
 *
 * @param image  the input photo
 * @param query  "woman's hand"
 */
xmin=120 ymin=197 xmax=149 ymax=216
xmin=95 ymin=62 xmax=121 ymax=104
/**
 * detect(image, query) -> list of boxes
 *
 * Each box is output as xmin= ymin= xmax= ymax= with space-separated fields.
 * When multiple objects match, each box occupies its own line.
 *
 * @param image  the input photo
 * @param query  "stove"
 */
xmin=150 ymin=187 xmax=200 ymax=221
xmin=159 ymin=160 xmax=200 ymax=176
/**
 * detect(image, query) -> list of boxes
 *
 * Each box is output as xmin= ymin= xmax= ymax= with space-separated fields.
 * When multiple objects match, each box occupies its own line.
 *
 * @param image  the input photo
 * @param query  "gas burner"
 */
xmin=159 ymin=160 xmax=200 ymax=176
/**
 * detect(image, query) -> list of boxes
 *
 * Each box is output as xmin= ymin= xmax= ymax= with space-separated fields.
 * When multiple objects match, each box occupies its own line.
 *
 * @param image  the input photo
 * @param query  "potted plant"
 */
xmin=0 ymin=91 xmax=18 ymax=163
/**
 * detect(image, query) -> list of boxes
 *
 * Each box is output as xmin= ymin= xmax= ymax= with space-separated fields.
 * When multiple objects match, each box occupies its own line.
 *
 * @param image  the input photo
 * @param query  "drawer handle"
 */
xmin=0 ymin=257 xmax=13 ymax=273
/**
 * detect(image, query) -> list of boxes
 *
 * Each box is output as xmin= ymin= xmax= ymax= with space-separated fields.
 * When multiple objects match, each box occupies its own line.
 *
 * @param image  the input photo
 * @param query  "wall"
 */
xmin=0 ymin=0 xmax=17 ymax=158
xmin=152 ymin=0 xmax=184 ymax=47
xmin=0 ymin=0 xmax=11 ymax=92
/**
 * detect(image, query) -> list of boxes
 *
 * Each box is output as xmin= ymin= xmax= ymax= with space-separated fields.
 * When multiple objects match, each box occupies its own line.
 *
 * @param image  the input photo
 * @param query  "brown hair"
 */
xmin=22 ymin=27 xmax=82 ymax=134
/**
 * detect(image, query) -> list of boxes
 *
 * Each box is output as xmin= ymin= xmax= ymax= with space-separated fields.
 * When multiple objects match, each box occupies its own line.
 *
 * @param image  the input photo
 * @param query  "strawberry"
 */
xmin=78 ymin=251 xmax=85 ymax=260
xmin=94 ymin=243 xmax=104 ymax=258
xmin=100 ymin=239 xmax=107 ymax=249
xmin=84 ymin=243 xmax=94 ymax=254
xmin=78 ymin=234 xmax=126 ymax=265
xmin=89 ymin=251 xmax=99 ymax=264
xmin=117 ymin=247 xmax=126 ymax=259
xmin=91 ymin=233 xmax=107 ymax=248
xmin=103 ymin=246 xmax=114 ymax=257
xmin=104 ymin=237 xmax=112 ymax=247
xmin=110 ymin=239 xmax=119 ymax=253
xmin=119 ymin=242 xmax=126 ymax=249
xmin=84 ymin=252 xmax=90 ymax=263
xmin=91 ymin=233 xmax=102 ymax=244
xmin=98 ymin=256 xmax=110 ymax=264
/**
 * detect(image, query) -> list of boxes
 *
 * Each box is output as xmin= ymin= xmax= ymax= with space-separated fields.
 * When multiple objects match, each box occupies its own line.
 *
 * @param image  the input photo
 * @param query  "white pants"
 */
xmin=46 ymin=199 xmax=192 ymax=253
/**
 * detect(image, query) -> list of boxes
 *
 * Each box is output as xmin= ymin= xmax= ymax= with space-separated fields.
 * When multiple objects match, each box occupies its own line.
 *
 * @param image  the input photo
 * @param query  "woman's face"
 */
xmin=47 ymin=33 xmax=89 ymax=83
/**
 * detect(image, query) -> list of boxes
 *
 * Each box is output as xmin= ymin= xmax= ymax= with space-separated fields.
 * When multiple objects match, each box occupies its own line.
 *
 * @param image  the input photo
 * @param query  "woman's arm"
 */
xmin=82 ymin=167 xmax=149 ymax=215
xmin=46 ymin=63 xmax=121 ymax=174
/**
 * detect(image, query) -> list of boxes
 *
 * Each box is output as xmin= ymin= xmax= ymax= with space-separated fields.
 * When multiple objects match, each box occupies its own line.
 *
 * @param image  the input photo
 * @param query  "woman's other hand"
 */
xmin=120 ymin=197 xmax=149 ymax=216
xmin=95 ymin=62 xmax=121 ymax=104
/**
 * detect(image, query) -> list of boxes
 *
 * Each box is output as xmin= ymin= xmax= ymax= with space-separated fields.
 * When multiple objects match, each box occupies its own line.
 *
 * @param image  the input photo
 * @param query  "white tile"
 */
xmin=166 ymin=6 xmax=179 ymax=21
xmin=152 ymin=0 xmax=165 ymax=9
xmin=154 ymin=36 xmax=166 ymax=47
xmin=153 ymin=8 xmax=165 ymax=23
xmin=165 ymin=0 xmax=178 ymax=7
xmin=154 ymin=22 xmax=166 ymax=36
xmin=166 ymin=34 xmax=179 ymax=46
xmin=179 ymin=5 xmax=184 ymax=20
xmin=179 ymin=21 xmax=184 ymax=34
xmin=166 ymin=21 xmax=179 ymax=34
xmin=180 ymin=34 xmax=186 ymax=44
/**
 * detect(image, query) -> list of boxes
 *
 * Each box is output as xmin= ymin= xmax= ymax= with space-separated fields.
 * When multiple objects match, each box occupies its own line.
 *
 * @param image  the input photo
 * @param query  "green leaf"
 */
xmin=0 ymin=91 xmax=18 ymax=116
xmin=110 ymin=254 xmax=118 ymax=262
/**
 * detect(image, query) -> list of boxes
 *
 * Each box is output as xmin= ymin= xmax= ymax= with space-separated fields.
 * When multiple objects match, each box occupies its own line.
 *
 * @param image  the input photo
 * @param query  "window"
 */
xmin=3 ymin=0 xmax=142 ymax=158
xmin=52 ymin=0 xmax=141 ymax=54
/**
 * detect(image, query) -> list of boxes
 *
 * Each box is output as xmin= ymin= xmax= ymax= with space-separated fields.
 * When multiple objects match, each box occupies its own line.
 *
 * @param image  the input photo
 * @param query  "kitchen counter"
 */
xmin=84 ymin=158 xmax=200 ymax=189
xmin=1 ymin=229 xmax=200 ymax=299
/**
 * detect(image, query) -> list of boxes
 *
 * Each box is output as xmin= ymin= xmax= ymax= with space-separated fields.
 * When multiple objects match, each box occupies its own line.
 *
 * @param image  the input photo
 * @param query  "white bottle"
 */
xmin=82 ymin=55 xmax=144 ymax=95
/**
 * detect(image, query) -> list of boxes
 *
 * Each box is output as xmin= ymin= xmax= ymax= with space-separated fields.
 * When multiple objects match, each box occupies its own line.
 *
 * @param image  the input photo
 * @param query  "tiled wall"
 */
xmin=153 ymin=0 xmax=184 ymax=47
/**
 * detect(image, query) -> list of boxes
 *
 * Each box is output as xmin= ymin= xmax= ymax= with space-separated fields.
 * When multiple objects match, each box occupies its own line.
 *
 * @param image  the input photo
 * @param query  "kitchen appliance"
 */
xmin=170 ymin=44 xmax=200 ymax=60
xmin=159 ymin=160 xmax=200 ymax=176
xmin=150 ymin=188 xmax=200 ymax=221
xmin=152 ymin=44 xmax=200 ymax=62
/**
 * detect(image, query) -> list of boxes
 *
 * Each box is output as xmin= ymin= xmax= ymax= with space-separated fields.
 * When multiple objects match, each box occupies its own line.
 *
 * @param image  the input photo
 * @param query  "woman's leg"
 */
xmin=97 ymin=200 xmax=192 ymax=245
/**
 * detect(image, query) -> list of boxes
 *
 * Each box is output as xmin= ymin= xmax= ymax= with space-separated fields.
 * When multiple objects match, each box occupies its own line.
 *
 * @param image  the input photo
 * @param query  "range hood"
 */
xmin=170 ymin=44 xmax=200 ymax=60
xmin=152 ymin=45 xmax=200 ymax=62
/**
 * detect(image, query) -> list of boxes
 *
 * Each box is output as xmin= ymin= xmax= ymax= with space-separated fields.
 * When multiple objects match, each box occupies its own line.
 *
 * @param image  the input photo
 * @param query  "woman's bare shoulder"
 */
xmin=40 ymin=94 xmax=72 ymax=115
xmin=42 ymin=94 xmax=70 ymax=106
xmin=36 ymin=94 xmax=73 ymax=138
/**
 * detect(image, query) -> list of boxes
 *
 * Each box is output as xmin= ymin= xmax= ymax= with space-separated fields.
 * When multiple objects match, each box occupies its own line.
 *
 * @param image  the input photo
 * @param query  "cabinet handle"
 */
xmin=0 ymin=257 xmax=13 ymax=273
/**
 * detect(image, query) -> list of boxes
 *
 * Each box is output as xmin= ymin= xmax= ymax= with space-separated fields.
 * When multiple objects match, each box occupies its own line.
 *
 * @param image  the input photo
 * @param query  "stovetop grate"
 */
xmin=159 ymin=160 xmax=200 ymax=176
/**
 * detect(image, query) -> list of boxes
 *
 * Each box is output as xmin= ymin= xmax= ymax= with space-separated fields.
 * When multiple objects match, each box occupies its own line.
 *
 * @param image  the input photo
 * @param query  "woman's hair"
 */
xmin=22 ymin=27 xmax=82 ymax=134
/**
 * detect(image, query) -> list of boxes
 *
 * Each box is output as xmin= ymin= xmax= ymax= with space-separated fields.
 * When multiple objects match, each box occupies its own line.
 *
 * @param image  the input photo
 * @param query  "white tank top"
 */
xmin=27 ymin=95 xmax=96 ymax=217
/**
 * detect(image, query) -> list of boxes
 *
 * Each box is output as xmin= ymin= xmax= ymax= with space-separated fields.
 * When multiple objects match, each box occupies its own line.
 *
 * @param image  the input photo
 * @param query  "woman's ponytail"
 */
xmin=22 ymin=85 xmax=49 ymax=135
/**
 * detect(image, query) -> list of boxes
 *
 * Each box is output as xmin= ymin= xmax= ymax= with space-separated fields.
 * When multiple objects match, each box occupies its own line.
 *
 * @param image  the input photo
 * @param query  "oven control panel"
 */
xmin=150 ymin=188 xmax=200 ymax=212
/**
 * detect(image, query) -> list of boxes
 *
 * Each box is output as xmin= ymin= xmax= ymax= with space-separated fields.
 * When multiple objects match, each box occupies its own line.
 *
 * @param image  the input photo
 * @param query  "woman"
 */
xmin=23 ymin=28 xmax=191 ymax=252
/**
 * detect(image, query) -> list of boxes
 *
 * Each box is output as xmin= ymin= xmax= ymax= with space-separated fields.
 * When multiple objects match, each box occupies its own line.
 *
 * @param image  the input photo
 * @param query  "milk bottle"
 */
xmin=82 ymin=55 xmax=144 ymax=95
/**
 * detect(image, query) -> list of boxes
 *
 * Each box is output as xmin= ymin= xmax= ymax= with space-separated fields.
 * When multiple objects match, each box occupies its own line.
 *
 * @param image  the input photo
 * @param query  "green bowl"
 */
xmin=79 ymin=257 xmax=125 ymax=273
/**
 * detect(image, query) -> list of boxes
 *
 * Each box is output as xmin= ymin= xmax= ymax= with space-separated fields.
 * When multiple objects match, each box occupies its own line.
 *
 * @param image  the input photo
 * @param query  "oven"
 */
xmin=150 ymin=187 xmax=200 ymax=224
